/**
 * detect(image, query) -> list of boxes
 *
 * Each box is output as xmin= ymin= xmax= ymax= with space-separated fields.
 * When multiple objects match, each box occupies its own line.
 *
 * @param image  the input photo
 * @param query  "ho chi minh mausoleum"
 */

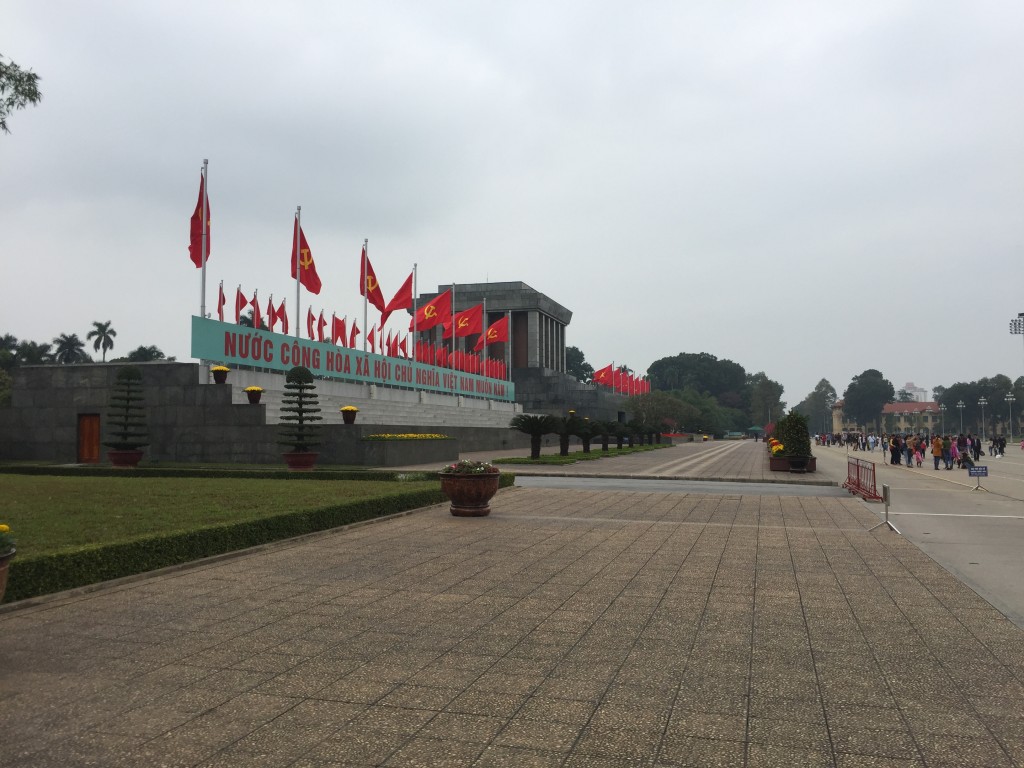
xmin=0 ymin=281 xmax=630 ymax=464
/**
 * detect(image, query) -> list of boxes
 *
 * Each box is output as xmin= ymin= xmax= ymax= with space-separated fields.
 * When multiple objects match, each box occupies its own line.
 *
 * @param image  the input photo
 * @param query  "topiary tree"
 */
xmin=278 ymin=366 xmax=322 ymax=453
xmin=104 ymin=366 xmax=148 ymax=452
xmin=510 ymin=413 xmax=558 ymax=460
xmin=777 ymin=411 xmax=812 ymax=457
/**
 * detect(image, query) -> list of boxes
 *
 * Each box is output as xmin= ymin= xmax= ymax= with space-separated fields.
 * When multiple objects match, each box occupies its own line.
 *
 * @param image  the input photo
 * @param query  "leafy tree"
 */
xmin=566 ymin=346 xmax=594 ymax=383
xmin=0 ymin=333 xmax=17 ymax=372
xmin=510 ymin=413 xmax=558 ymax=460
xmin=896 ymin=389 xmax=915 ymax=402
xmin=52 ymin=333 xmax=89 ymax=364
xmin=238 ymin=309 xmax=267 ymax=330
xmin=15 ymin=340 xmax=52 ymax=365
xmin=842 ymin=369 xmax=895 ymax=429
xmin=792 ymin=378 xmax=837 ymax=435
xmin=625 ymin=391 xmax=699 ymax=433
xmin=0 ymin=52 xmax=42 ymax=134
xmin=116 ymin=345 xmax=175 ymax=363
xmin=648 ymin=352 xmax=746 ymax=399
xmin=86 ymin=321 xmax=117 ymax=362
xmin=747 ymin=372 xmax=785 ymax=426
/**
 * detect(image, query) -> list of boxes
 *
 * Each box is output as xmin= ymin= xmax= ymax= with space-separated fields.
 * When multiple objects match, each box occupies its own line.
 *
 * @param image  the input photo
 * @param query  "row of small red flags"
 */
xmin=592 ymin=363 xmax=650 ymax=394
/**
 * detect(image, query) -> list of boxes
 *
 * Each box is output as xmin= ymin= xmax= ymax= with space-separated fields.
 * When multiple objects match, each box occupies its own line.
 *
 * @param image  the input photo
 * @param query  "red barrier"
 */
xmin=843 ymin=457 xmax=883 ymax=502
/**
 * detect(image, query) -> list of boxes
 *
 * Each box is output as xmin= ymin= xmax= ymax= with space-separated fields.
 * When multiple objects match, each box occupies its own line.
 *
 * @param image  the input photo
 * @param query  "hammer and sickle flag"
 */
xmin=359 ymin=248 xmax=386 ymax=313
xmin=290 ymin=219 xmax=322 ymax=295
xmin=411 ymin=288 xmax=452 ymax=332
xmin=473 ymin=314 xmax=509 ymax=351
xmin=443 ymin=303 xmax=483 ymax=339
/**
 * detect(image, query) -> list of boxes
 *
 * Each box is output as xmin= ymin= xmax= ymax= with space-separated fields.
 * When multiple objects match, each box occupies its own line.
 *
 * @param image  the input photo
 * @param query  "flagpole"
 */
xmin=450 ymin=283 xmax=456 ymax=370
xmin=412 ymin=263 xmax=418 ymax=362
xmin=294 ymin=206 xmax=301 ymax=338
xmin=505 ymin=310 xmax=511 ymax=381
xmin=362 ymin=239 xmax=369 ymax=354
xmin=481 ymin=298 xmax=487 ymax=372
xmin=200 ymin=158 xmax=208 ymax=318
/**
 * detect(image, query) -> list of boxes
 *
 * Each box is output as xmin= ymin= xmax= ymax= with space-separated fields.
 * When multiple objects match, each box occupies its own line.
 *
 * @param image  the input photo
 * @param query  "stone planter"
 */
xmin=440 ymin=473 xmax=500 ymax=517
xmin=246 ymin=390 xmax=262 ymax=404
xmin=108 ymin=449 xmax=144 ymax=469
xmin=283 ymin=451 xmax=318 ymax=471
xmin=341 ymin=410 xmax=357 ymax=425
xmin=769 ymin=455 xmax=817 ymax=473
xmin=0 ymin=548 xmax=14 ymax=603
xmin=212 ymin=370 xmax=228 ymax=384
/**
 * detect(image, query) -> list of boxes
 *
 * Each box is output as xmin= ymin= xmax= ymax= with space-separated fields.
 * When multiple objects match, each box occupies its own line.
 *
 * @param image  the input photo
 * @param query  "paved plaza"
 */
xmin=3 ymin=442 xmax=1024 ymax=766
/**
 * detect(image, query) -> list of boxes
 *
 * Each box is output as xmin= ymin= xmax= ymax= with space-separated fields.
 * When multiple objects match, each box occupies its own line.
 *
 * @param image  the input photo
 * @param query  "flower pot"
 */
xmin=788 ymin=455 xmax=810 ymax=473
xmin=213 ymin=370 xmax=227 ymax=384
xmin=108 ymin=449 xmax=144 ymax=468
xmin=342 ymin=410 xmax=357 ymax=424
xmin=283 ymin=451 xmax=318 ymax=471
xmin=0 ymin=548 xmax=14 ymax=603
xmin=440 ymin=473 xmax=500 ymax=517
xmin=246 ymin=391 xmax=262 ymax=404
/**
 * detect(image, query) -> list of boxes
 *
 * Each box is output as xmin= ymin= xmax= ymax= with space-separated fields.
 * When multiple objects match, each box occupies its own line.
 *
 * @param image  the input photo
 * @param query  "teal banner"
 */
xmin=190 ymin=316 xmax=514 ymax=401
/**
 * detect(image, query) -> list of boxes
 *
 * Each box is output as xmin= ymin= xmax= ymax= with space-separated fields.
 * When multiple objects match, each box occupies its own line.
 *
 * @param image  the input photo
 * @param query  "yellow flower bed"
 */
xmin=362 ymin=433 xmax=451 ymax=441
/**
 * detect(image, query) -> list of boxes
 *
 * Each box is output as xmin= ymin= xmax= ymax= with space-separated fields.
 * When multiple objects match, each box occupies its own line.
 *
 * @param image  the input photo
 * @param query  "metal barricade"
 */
xmin=843 ymin=457 xmax=883 ymax=502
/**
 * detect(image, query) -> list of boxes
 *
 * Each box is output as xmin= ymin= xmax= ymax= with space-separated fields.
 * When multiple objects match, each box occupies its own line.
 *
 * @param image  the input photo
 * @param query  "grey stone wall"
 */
xmin=511 ymin=368 xmax=629 ymax=422
xmin=0 ymin=363 xmax=531 ymax=465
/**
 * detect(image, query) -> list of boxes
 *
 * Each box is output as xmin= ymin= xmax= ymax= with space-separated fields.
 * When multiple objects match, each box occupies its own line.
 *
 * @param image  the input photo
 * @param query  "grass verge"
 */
xmin=493 ymin=444 xmax=669 ymax=465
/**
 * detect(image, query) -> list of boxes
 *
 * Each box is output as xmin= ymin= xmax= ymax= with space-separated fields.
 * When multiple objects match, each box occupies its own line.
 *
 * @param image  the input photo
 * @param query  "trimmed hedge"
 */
xmin=3 ymin=473 xmax=516 ymax=604
xmin=0 ymin=466 xmax=435 ymax=481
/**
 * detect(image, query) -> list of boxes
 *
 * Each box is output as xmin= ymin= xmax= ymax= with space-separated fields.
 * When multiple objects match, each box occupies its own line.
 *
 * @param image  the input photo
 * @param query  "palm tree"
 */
xmin=86 ymin=321 xmax=117 ymax=362
xmin=572 ymin=417 xmax=600 ymax=454
xmin=16 ymin=340 xmax=53 ymax=365
xmin=510 ymin=413 xmax=558 ymax=460
xmin=0 ymin=333 xmax=17 ymax=371
xmin=52 ymin=333 xmax=88 ymax=364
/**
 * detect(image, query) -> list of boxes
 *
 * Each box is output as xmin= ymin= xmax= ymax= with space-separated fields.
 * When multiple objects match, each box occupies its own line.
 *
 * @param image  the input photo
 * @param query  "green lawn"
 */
xmin=1 ymin=475 xmax=436 ymax=557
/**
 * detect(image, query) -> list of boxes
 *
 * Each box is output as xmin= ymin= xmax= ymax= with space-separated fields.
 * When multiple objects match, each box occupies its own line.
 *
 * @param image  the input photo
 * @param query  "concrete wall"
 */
xmin=511 ymin=368 xmax=627 ymax=422
xmin=0 ymin=362 xmax=530 ymax=465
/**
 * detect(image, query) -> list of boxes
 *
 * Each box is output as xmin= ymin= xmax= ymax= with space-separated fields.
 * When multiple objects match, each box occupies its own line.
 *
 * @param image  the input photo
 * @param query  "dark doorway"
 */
xmin=77 ymin=414 xmax=101 ymax=463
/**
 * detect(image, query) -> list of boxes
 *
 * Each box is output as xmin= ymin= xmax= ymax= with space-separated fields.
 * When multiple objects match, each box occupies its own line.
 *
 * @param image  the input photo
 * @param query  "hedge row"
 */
xmin=3 ymin=473 xmax=516 ymax=604
xmin=0 ymin=466 xmax=437 ymax=481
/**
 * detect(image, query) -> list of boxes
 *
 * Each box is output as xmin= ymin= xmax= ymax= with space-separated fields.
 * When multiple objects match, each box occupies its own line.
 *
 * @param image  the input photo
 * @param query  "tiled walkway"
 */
xmin=3 ymin=480 xmax=1024 ymax=766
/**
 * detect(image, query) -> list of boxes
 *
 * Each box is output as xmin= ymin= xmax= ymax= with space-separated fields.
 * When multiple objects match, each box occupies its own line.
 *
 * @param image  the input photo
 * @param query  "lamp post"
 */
xmin=1011 ymin=313 xmax=1024 ymax=373
xmin=956 ymin=400 xmax=965 ymax=434
xmin=1007 ymin=393 xmax=1016 ymax=443
xmin=924 ymin=406 xmax=932 ymax=438
xmin=939 ymin=403 xmax=946 ymax=435
xmin=979 ymin=396 xmax=988 ymax=441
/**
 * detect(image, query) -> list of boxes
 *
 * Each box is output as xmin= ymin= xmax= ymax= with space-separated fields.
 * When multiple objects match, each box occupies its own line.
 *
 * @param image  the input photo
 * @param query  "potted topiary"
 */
xmin=0 ymin=522 xmax=14 ymax=604
xmin=777 ymin=411 xmax=815 ymax=472
xmin=104 ymin=366 xmax=148 ymax=468
xmin=278 ymin=366 xmax=322 ymax=470
xmin=439 ymin=459 xmax=501 ymax=516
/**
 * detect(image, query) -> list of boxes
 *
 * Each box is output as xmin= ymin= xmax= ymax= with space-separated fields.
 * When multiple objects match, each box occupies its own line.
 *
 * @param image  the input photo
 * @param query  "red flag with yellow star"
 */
xmin=360 ymin=248 xmax=386 ymax=312
xmin=291 ymin=220 xmax=321 ymax=295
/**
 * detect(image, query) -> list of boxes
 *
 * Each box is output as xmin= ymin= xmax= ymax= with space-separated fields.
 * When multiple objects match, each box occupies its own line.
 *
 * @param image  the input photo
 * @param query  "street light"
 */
xmin=979 ymin=396 xmax=988 ymax=441
xmin=1008 ymin=393 xmax=1016 ymax=443
xmin=1011 ymin=313 xmax=1024 ymax=374
xmin=956 ymin=400 xmax=965 ymax=434
xmin=924 ymin=406 xmax=932 ymax=437
xmin=939 ymin=403 xmax=946 ymax=435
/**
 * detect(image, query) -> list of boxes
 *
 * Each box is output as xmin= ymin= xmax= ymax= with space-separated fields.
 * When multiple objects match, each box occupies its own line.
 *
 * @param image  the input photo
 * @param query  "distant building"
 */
xmin=901 ymin=382 xmax=928 ymax=402
xmin=831 ymin=400 xmax=940 ymax=434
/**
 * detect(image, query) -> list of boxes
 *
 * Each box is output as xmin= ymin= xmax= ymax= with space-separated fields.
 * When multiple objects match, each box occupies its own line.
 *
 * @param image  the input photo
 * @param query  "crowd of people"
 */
xmin=816 ymin=431 xmax=1019 ymax=470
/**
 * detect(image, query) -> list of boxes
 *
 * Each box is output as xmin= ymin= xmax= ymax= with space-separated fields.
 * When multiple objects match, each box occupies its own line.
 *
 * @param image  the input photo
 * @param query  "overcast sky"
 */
xmin=3 ymin=1 xmax=1023 ymax=405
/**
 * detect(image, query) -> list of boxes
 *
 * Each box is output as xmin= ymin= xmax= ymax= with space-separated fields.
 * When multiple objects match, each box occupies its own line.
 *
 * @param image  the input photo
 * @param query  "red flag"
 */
xmin=291 ymin=219 xmax=322 ymax=295
xmin=359 ymin=247 xmax=386 ymax=313
xmin=266 ymin=296 xmax=276 ymax=332
xmin=380 ymin=271 xmax=413 ymax=326
xmin=593 ymin=364 xmax=613 ymax=386
xmin=349 ymin=321 xmax=360 ymax=348
xmin=317 ymin=311 xmax=327 ymax=342
xmin=443 ymin=304 xmax=483 ymax=339
xmin=333 ymin=316 xmax=347 ymax=346
xmin=411 ymin=288 xmax=452 ymax=332
xmin=217 ymin=283 xmax=226 ymax=322
xmin=399 ymin=335 xmax=408 ymax=358
xmin=277 ymin=300 xmax=289 ymax=335
xmin=250 ymin=291 xmax=263 ymax=329
xmin=473 ymin=314 xmax=509 ymax=351
xmin=306 ymin=308 xmax=315 ymax=340
xmin=234 ymin=288 xmax=248 ymax=324
xmin=188 ymin=173 xmax=210 ymax=268
xmin=367 ymin=326 xmax=376 ymax=354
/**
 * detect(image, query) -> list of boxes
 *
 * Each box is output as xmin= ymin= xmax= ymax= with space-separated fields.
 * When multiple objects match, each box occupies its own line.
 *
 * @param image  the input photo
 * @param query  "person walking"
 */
xmin=942 ymin=434 xmax=953 ymax=469
xmin=932 ymin=434 xmax=944 ymax=470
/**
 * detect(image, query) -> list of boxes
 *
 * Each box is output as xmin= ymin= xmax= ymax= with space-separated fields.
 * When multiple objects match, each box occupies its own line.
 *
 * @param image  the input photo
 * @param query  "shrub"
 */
xmin=104 ymin=366 xmax=148 ymax=451
xmin=279 ymin=366 xmax=322 ymax=452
